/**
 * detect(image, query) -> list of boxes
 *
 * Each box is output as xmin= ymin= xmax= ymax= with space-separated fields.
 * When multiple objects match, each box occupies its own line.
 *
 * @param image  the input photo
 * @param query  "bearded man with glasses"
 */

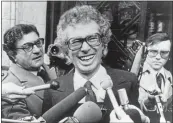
xmin=2 ymin=24 xmax=52 ymax=121
xmin=138 ymin=33 xmax=172 ymax=123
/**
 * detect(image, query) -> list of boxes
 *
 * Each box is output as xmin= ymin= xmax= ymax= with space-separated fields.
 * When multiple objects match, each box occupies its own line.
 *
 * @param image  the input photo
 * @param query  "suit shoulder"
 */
xmin=164 ymin=68 xmax=172 ymax=76
xmin=1 ymin=70 xmax=8 ymax=81
xmin=54 ymin=71 xmax=74 ymax=89
xmin=2 ymin=70 xmax=20 ymax=84
xmin=106 ymin=68 xmax=137 ymax=84
xmin=107 ymin=68 xmax=137 ymax=78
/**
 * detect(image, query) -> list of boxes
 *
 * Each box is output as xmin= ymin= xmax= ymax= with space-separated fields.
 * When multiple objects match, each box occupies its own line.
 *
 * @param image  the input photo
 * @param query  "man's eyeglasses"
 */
xmin=16 ymin=38 xmax=44 ymax=52
xmin=66 ymin=33 xmax=102 ymax=51
xmin=148 ymin=49 xmax=170 ymax=59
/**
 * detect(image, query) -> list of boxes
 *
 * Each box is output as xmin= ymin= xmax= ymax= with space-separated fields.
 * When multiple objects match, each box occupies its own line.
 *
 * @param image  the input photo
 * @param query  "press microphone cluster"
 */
xmin=41 ymin=87 xmax=87 ymax=123
xmin=2 ymin=87 xmax=101 ymax=123
xmin=101 ymin=76 xmax=146 ymax=123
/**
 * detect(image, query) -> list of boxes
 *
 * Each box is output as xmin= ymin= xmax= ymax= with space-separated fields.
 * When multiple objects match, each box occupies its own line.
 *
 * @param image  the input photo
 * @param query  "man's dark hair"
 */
xmin=146 ymin=32 xmax=170 ymax=46
xmin=3 ymin=24 xmax=39 ymax=63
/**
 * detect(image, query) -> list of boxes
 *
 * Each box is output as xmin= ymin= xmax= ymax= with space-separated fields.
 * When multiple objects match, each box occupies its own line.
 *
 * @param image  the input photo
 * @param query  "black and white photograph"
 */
xmin=1 ymin=1 xmax=172 ymax=123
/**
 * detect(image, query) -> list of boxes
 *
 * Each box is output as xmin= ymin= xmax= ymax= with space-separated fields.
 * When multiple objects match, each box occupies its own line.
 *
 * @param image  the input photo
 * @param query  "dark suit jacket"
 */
xmin=2 ymin=63 xmax=50 ymax=120
xmin=43 ymin=66 xmax=140 ymax=122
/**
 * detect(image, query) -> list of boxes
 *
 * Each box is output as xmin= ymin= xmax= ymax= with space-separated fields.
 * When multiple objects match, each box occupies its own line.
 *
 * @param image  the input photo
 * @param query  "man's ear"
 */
xmin=102 ymin=44 xmax=108 ymax=58
xmin=8 ymin=51 xmax=17 ymax=63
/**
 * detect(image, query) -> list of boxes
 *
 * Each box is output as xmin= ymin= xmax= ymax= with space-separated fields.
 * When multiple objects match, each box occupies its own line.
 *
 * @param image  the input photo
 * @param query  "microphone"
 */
xmin=155 ymin=95 xmax=166 ymax=122
xmin=118 ymin=88 xmax=142 ymax=123
xmin=42 ymin=87 xmax=87 ymax=123
xmin=100 ymin=76 xmax=128 ymax=120
xmin=23 ymin=80 xmax=59 ymax=92
xmin=73 ymin=101 xmax=102 ymax=123
xmin=62 ymin=101 xmax=102 ymax=123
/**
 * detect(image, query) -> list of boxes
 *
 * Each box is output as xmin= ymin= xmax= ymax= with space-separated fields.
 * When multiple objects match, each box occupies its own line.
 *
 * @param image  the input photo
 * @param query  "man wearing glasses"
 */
xmin=138 ymin=33 xmax=172 ymax=122
xmin=43 ymin=5 xmax=148 ymax=123
xmin=2 ymin=24 xmax=50 ymax=121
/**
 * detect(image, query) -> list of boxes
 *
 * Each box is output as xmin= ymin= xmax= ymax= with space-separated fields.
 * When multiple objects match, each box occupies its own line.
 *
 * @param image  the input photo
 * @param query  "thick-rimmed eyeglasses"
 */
xmin=16 ymin=38 xmax=44 ymax=52
xmin=66 ymin=33 xmax=102 ymax=51
xmin=148 ymin=49 xmax=170 ymax=59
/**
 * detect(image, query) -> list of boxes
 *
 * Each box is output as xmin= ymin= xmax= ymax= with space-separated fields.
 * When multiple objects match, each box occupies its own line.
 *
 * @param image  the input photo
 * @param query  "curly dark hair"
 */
xmin=3 ymin=24 xmax=39 ymax=63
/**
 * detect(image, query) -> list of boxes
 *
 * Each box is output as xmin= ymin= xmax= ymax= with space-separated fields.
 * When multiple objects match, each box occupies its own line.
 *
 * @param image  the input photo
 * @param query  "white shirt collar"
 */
xmin=143 ymin=62 xmax=165 ymax=77
xmin=31 ymin=66 xmax=43 ymax=76
xmin=141 ymin=62 xmax=167 ymax=93
xmin=74 ymin=65 xmax=108 ymax=103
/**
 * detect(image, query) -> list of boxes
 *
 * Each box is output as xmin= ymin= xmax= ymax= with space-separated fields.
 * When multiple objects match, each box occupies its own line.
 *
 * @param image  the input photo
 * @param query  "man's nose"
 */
xmin=32 ymin=45 xmax=41 ymax=53
xmin=155 ymin=52 xmax=161 ymax=59
xmin=80 ymin=41 xmax=90 ymax=53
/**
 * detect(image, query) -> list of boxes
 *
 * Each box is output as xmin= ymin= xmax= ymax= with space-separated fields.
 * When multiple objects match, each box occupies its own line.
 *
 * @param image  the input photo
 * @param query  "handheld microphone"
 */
xmin=73 ymin=101 xmax=102 ymax=123
xmin=155 ymin=95 xmax=166 ymax=122
xmin=118 ymin=88 xmax=142 ymax=123
xmin=42 ymin=87 xmax=87 ymax=123
xmin=100 ymin=76 xmax=127 ymax=120
xmin=23 ymin=80 xmax=59 ymax=92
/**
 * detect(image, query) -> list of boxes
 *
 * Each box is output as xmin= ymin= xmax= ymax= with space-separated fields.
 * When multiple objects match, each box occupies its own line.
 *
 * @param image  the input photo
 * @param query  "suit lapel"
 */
xmin=10 ymin=63 xmax=45 ymax=99
xmin=58 ymin=70 xmax=75 ymax=92
xmin=51 ymin=71 xmax=75 ymax=105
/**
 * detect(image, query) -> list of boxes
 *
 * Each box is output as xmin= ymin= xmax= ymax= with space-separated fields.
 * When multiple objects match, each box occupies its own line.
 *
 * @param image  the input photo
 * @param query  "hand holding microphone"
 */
xmin=155 ymin=95 xmax=166 ymax=123
xmin=110 ymin=109 xmax=134 ymax=123
xmin=118 ymin=88 xmax=150 ymax=123
xmin=2 ymin=82 xmax=35 ymax=99
xmin=2 ymin=116 xmax=45 ymax=123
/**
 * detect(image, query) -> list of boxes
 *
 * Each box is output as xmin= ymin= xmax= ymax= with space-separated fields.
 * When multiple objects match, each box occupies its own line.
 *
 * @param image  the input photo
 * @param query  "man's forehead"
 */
xmin=148 ymin=40 xmax=171 ymax=49
xmin=17 ymin=32 xmax=39 ymax=46
xmin=64 ymin=21 xmax=100 ymax=39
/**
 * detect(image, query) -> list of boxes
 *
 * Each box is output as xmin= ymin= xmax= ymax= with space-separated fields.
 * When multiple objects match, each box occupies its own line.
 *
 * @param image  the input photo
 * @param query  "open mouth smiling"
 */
xmin=79 ymin=54 xmax=95 ymax=61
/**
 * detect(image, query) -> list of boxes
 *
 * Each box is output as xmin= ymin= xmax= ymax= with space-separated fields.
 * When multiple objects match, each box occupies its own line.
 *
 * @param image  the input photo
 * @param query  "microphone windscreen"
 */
xmin=100 ymin=76 xmax=113 ymax=90
xmin=74 ymin=101 xmax=102 ymax=123
xmin=42 ymin=87 xmax=86 ymax=123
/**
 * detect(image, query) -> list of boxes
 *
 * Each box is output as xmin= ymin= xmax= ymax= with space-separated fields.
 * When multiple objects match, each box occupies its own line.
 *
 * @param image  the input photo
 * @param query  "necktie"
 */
xmin=37 ymin=69 xmax=49 ymax=83
xmin=156 ymin=73 xmax=162 ymax=89
xmin=84 ymin=81 xmax=97 ymax=102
